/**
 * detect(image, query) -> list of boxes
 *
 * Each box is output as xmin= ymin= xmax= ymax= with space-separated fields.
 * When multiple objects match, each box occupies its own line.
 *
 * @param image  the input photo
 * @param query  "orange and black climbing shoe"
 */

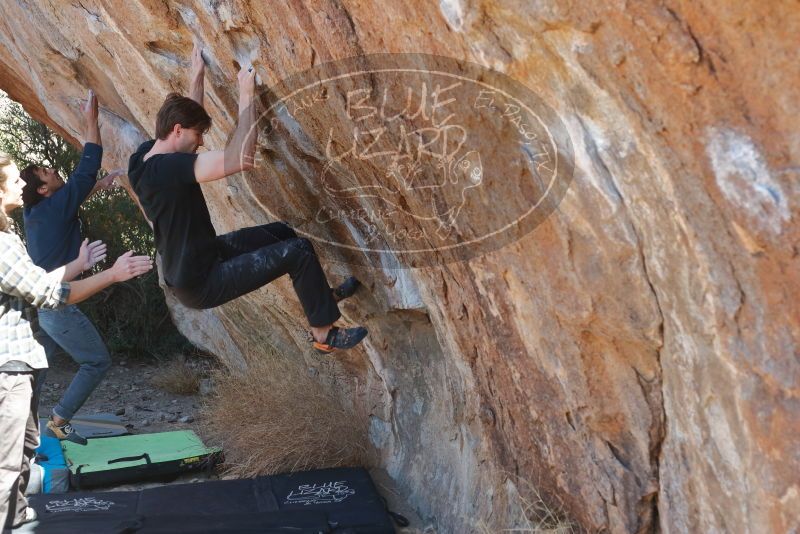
xmin=312 ymin=326 xmax=368 ymax=354
xmin=333 ymin=276 xmax=361 ymax=302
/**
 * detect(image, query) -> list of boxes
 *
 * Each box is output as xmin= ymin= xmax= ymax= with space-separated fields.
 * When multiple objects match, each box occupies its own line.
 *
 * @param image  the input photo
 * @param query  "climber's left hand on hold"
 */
xmin=191 ymin=41 xmax=205 ymax=78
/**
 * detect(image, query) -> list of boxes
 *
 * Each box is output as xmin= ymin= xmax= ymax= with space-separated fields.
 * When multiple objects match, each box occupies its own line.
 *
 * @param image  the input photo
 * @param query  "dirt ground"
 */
xmin=37 ymin=354 xmax=430 ymax=532
xmin=38 ymin=355 xmax=209 ymax=436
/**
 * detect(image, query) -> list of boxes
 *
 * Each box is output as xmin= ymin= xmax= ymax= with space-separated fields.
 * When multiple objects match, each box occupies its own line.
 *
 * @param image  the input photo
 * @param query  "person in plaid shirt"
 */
xmin=0 ymin=153 xmax=152 ymax=529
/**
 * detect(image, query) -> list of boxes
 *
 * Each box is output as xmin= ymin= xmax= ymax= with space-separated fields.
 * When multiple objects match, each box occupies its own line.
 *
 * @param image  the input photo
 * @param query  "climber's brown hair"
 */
xmin=20 ymin=165 xmax=45 ymax=207
xmin=155 ymin=93 xmax=211 ymax=140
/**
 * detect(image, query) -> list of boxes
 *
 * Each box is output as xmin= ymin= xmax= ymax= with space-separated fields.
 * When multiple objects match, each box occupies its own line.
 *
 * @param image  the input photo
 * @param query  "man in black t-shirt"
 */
xmin=128 ymin=43 xmax=366 ymax=353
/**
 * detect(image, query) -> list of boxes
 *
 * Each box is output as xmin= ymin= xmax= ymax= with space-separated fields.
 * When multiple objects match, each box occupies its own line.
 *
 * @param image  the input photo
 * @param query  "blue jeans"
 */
xmin=36 ymin=305 xmax=111 ymax=421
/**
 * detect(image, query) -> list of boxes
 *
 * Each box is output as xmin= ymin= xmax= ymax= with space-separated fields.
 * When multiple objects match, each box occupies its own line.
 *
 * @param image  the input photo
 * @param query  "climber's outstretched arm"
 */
xmin=194 ymin=65 xmax=257 ymax=183
xmin=83 ymin=89 xmax=100 ymax=145
xmin=67 ymin=251 xmax=152 ymax=304
xmin=189 ymin=42 xmax=205 ymax=107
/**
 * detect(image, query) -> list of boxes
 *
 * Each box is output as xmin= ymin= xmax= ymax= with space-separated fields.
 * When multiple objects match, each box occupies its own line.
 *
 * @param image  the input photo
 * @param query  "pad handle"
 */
xmin=108 ymin=453 xmax=152 ymax=465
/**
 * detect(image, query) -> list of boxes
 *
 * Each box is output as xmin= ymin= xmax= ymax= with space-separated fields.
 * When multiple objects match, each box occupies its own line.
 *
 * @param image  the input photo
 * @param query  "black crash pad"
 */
xmin=24 ymin=467 xmax=398 ymax=533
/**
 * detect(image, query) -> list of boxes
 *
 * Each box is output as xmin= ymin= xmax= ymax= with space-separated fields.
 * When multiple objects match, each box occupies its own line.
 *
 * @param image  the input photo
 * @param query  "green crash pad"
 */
xmin=62 ymin=430 xmax=222 ymax=489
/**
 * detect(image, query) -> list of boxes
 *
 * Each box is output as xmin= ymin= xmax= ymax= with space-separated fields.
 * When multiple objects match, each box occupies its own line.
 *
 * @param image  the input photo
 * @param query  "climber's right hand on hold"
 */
xmin=191 ymin=41 xmax=205 ymax=78
xmin=82 ymin=89 xmax=100 ymax=145
xmin=82 ymin=89 xmax=98 ymax=123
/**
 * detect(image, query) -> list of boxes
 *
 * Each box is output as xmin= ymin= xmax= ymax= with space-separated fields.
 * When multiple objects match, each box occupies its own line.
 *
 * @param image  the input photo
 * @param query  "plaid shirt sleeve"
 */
xmin=0 ymin=232 xmax=70 ymax=308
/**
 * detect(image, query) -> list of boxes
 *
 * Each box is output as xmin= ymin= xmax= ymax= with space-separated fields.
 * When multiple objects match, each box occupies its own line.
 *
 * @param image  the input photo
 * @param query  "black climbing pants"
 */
xmin=172 ymin=222 xmax=341 ymax=327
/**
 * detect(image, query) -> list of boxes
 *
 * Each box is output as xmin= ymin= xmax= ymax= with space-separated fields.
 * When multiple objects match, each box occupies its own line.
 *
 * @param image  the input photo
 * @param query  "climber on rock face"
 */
xmin=127 ymin=42 xmax=367 ymax=354
xmin=20 ymin=89 xmax=125 ymax=446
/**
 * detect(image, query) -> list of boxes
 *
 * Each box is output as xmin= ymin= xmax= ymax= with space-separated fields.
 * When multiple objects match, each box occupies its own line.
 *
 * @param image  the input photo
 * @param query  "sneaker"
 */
xmin=333 ymin=276 xmax=361 ymax=302
xmin=312 ymin=326 xmax=368 ymax=354
xmin=45 ymin=417 xmax=88 ymax=446
xmin=11 ymin=506 xmax=37 ymax=528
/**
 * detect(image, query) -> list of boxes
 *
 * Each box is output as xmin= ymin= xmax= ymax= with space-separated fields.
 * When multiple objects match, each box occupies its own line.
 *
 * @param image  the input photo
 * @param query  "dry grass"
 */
xmin=477 ymin=476 xmax=577 ymax=534
xmin=151 ymin=356 xmax=201 ymax=395
xmin=200 ymin=345 xmax=369 ymax=477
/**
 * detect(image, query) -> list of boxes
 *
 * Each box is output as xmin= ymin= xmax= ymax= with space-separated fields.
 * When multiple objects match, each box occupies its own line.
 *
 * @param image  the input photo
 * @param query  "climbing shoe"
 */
xmin=45 ymin=417 xmax=88 ymax=446
xmin=333 ymin=276 xmax=361 ymax=302
xmin=312 ymin=326 xmax=368 ymax=354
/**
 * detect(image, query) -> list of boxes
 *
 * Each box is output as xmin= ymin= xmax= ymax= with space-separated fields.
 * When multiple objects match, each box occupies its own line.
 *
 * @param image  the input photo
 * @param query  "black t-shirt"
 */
xmin=128 ymin=140 xmax=218 ymax=288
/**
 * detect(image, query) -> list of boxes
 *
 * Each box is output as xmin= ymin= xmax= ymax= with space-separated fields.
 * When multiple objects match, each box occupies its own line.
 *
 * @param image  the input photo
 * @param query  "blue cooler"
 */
xmin=32 ymin=432 xmax=70 ymax=494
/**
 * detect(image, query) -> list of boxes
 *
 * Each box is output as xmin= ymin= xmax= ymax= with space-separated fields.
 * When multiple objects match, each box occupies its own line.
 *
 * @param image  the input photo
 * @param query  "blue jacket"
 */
xmin=23 ymin=143 xmax=102 ymax=272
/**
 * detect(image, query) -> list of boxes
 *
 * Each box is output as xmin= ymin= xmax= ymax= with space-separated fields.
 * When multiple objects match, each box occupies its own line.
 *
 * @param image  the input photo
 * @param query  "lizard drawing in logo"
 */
xmin=45 ymin=497 xmax=115 ymax=513
xmin=320 ymin=146 xmax=484 ymax=240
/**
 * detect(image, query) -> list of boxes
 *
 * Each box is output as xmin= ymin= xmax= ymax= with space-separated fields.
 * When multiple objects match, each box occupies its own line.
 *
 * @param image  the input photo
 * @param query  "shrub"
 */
xmin=201 ymin=345 xmax=369 ymax=477
xmin=151 ymin=356 xmax=201 ymax=395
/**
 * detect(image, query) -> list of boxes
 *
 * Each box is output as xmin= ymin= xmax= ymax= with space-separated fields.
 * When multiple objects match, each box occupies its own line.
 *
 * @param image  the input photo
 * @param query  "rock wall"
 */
xmin=0 ymin=1 xmax=797 ymax=532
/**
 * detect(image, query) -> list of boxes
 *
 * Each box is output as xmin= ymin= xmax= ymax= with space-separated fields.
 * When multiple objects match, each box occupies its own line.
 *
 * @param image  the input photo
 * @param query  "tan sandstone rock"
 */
xmin=0 ymin=1 xmax=797 ymax=532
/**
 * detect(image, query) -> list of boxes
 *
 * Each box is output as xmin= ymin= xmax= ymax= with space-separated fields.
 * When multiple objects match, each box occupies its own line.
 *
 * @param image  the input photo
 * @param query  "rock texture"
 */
xmin=1 ymin=1 xmax=798 ymax=532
